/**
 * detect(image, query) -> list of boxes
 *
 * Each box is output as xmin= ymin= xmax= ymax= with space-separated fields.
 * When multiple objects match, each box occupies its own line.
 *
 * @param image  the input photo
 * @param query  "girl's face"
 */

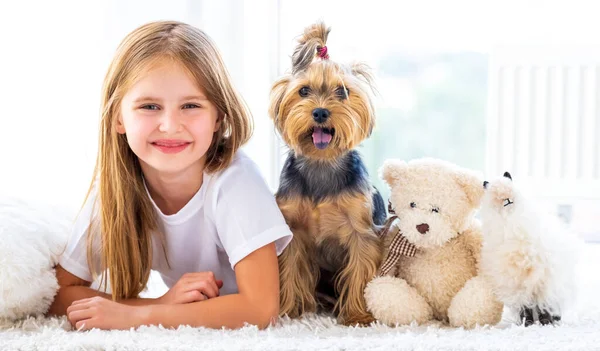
xmin=117 ymin=60 xmax=221 ymax=178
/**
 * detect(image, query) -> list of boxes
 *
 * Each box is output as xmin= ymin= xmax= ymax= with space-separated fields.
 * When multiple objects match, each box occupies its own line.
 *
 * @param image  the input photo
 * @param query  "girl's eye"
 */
xmin=182 ymin=103 xmax=201 ymax=109
xmin=335 ymin=86 xmax=349 ymax=99
xmin=141 ymin=104 xmax=160 ymax=110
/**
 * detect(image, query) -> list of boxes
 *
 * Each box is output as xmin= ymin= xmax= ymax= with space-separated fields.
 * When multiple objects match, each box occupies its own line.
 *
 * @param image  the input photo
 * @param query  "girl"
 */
xmin=48 ymin=20 xmax=292 ymax=330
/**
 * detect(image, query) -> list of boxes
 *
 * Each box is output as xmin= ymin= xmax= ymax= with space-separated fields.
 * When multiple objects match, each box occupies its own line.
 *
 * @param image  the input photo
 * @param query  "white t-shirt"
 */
xmin=59 ymin=151 xmax=293 ymax=295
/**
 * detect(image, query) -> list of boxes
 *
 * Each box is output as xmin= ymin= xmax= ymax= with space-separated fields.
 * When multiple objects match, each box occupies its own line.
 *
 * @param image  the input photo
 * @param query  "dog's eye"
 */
xmin=410 ymin=202 xmax=416 ymax=208
xmin=335 ymin=86 xmax=349 ymax=99
xmin=503 ymin=199 xmax=513 ymax=207
xmin=299 ymin=86 xmax=311 ymax=97
xmin=432 ymin=207 xmax=439 ymax=213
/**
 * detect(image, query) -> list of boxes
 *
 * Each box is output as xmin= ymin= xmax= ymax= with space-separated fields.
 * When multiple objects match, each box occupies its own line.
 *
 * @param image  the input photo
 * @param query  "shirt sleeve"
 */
xmin=58 ymin=188 xmax=102 ymax=282
xmin=212 ymin=154 xmax=293 ymax=269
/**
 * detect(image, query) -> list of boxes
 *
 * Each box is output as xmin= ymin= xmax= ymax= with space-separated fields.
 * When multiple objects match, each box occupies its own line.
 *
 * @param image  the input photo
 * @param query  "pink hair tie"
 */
xmin=317 ymin=46 xmax=329 ymax=60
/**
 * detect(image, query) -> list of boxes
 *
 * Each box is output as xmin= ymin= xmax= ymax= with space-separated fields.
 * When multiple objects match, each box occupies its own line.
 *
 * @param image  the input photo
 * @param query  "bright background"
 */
xmin=0 ymin=0 xmax=598 ymax=240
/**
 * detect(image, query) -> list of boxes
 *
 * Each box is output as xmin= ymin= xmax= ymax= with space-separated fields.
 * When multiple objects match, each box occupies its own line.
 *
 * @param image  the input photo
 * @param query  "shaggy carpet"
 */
xmin=1 ymin=245 xmax=599 ymax=350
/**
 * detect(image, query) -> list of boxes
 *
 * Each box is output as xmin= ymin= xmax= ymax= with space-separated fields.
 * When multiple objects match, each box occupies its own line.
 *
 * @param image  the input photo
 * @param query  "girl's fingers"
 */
xmin=68 ymin=308 xmax=96 ymax=324
xmin=75 ymin=318 xmax=94 ymax=331
xmin=67 ymin=301 xmax=93 ymax=315
xmin=186 ymin=281 xmax=219 ymax=298
xmin=183 ymin=290 xmax=206 ymax=303
xmin=70 ymin=297 xmax=96 ymax=306
xmin=67 ymin=297 xmax=106 ymax=316
xmin=182 ymin=272 xmax=217 ymax=284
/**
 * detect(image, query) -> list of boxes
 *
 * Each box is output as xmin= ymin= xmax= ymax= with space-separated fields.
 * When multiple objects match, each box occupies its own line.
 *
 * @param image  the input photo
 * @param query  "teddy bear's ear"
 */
xmin=379 ymin=159 xmax=408 ymax=187
xmin=454 ymin=169 xmax=485 ymax=207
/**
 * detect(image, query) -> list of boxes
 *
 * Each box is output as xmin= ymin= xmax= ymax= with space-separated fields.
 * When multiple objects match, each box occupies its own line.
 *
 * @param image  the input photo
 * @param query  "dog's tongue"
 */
xmin=312 ymin=127 xmax=332 ymax=149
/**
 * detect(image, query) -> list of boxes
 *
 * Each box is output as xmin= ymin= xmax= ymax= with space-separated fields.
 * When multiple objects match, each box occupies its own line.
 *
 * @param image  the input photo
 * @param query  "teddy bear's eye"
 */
xmin=432 ymin=207 xmax=439 ymax=213
xmin=503 ymin=198 xmax=513 ymax=207
xmin=410 ymin=202 xmax=416 ymax=208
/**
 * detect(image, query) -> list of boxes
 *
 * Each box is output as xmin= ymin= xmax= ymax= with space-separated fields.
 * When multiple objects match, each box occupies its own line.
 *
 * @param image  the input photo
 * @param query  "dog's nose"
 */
xmin=416 ymin=223 xmax=429 ymax=234
xmin=312 ymin=108 xmax=330 ymax=123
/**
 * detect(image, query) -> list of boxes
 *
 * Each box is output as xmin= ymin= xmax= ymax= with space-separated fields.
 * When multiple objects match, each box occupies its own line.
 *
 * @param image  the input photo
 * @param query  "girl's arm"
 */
xmin=144 ymin=242 xmax=280 ymax=329
xmin=49 ymin=266 xmax=222 ymax=318
xmin=67 ymin=243 xmax=280 ymax=330
xmin=48 ymin=265 xmax=159 ymax=316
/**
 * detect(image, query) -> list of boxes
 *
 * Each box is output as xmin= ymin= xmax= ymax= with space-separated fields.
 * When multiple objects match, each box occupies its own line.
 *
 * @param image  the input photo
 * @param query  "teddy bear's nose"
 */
xmin=416 ymin=223 xmax=429 ymax=234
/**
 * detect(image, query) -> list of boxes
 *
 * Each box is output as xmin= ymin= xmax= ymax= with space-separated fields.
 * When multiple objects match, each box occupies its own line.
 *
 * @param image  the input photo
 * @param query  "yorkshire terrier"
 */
xmin=268 ymin=21 xmax=386 ymax=325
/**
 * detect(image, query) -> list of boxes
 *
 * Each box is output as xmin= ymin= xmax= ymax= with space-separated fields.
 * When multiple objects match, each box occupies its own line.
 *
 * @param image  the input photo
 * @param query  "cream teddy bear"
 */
xmin=364 ymin=158 xmax=503 ymax=328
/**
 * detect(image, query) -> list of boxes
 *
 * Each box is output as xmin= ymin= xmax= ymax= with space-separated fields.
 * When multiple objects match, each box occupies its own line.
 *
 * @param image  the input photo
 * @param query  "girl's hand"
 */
xmin=158 ymin=272 xmax=224 ymax=305
xmin=67 ymin=297 xmax=146 ymax=330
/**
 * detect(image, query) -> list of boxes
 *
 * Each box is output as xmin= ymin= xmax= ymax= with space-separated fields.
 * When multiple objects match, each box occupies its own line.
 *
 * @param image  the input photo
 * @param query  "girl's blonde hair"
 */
xmin=86 ymin=20 xmax=253 ymax=300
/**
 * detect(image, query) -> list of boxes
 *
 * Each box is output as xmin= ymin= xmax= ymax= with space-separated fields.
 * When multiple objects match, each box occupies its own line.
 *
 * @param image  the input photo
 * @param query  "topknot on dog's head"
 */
xmin=292 ymin=21 xmax=331 ymax=74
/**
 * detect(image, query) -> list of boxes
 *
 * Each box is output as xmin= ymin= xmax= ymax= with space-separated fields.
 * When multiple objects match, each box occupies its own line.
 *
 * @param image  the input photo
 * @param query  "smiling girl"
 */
xmin=48 ymin=20 xmax=292 ymax=330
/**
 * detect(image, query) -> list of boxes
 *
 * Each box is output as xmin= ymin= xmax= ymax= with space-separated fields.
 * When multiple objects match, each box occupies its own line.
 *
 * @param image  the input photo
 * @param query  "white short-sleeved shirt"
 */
xmin=59 ymin=151 xmax=293 ymax=295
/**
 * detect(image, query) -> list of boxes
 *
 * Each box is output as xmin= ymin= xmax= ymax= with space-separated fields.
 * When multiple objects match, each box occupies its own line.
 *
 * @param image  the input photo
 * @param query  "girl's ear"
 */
xmin=116 ymin=114 xmax=126 ymax=134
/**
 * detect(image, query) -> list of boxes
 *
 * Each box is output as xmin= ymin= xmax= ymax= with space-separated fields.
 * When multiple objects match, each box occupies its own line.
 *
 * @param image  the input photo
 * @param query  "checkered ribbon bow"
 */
xmin=377 ymin=200 xmax=417 ymax=276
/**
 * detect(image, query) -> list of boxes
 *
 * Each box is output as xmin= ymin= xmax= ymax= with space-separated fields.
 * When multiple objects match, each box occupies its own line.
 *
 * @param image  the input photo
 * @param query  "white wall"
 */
xmin=0 ymin=0 xmax=281 ymax=209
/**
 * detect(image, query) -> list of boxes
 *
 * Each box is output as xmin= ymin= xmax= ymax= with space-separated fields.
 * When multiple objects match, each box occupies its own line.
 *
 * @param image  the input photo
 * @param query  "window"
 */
xmin=277 ymin=0 xmax=600 ymax=241
xmin=0 ymin=0 xmax=598 ymax=240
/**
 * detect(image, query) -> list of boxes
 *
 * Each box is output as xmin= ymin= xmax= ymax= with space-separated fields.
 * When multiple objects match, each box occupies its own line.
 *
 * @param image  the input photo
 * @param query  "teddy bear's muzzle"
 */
xmin=416 ymin=223 xmax=430 ymax=234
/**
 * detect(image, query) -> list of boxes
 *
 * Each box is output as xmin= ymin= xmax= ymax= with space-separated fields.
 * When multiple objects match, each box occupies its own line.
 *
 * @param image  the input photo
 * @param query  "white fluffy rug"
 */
xmin=2 ymin=246 xmax=599 ymax=350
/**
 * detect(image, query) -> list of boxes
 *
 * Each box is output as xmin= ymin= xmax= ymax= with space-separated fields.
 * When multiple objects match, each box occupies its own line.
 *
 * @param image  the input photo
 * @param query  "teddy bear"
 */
xmin=364 ymin=158 xmax=503 ymax=328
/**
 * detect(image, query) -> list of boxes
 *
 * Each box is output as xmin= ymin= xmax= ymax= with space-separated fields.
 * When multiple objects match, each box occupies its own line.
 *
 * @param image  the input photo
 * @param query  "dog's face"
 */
xmin=481 ymin=172 xmax=521 ymax=223
xmin=269 ymin=61 xmax=375 ymax=160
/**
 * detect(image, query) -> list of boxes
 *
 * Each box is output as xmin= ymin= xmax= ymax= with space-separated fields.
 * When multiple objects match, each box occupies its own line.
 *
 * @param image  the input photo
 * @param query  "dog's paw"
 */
xmin=280 ymin=291 xmax=317 ymax=319
xmin=340 ymin=312 xmax=375 ymax=327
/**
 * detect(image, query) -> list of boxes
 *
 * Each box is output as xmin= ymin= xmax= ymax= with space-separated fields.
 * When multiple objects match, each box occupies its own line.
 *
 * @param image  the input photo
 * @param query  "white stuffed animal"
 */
xmin=479 ymin=172 xmax=581 ymax=326
xmin=0 ymin=196 xmax=71 ymax=320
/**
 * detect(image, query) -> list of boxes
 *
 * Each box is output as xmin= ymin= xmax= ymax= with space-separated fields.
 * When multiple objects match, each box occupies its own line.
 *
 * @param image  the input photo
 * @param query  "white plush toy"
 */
xmin=479 ymin=172 xmax=581 ymax=326
xmin=0 ymin=196 xmax=71 ymax=320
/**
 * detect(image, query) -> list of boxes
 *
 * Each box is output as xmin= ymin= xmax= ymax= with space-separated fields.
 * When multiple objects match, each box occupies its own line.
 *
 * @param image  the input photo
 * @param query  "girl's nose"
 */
xmin=158 ymin=110 xmax=182 ymax=134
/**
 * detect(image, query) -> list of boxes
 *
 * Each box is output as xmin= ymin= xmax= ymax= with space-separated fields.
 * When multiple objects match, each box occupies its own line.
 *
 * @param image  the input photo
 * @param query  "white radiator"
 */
xmin=486 ymin=47 xmax=600 ymax=201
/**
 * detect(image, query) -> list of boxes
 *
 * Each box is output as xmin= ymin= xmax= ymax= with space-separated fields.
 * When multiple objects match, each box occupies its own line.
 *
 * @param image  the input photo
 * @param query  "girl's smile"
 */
xmin=151 ymin=139 xmax=192 ymax=154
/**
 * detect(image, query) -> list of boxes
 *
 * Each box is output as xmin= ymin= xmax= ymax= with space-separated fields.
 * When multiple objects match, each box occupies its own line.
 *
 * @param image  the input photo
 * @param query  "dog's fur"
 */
xmin=480 ymin=172 xmax=581 ymax=326
xmin=269 ymin=21 xmax=385 ymax=325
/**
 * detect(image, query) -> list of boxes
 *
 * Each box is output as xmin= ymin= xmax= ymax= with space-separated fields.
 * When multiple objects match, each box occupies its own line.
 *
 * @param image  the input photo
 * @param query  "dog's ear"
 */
xmin=379 ymin=159 xmax=408 ymax=188
xmin=454 ymin=169 xmax=485 ymax=208
xmin=349 ymin=62 xmax=377 ymax=137
xmin=269 ymin=76 xmax=291 ymax=127
xmin=350 ymin=62 xmax=377 ymax=95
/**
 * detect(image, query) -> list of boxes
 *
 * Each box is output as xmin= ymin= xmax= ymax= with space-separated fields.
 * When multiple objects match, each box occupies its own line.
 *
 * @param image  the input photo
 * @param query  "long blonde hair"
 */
xmin=86 ymin=20 xmax=253 ymax=300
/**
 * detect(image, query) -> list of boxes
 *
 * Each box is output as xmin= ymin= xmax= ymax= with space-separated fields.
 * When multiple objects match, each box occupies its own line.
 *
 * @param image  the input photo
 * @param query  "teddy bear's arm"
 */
xmin=460 ymin=219 xmax=483 ymax=266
